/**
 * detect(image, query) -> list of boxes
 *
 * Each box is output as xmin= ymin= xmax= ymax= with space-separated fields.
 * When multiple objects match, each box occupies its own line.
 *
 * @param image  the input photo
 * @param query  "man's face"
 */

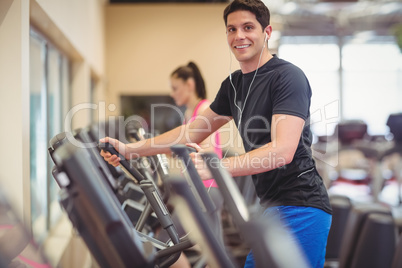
xmin=226 ymin=10 xmax=268 ymax=69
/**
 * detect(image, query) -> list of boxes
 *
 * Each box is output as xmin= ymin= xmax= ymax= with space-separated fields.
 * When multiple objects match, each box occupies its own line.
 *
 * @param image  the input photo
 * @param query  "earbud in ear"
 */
xmin=264 ymin=33 xmax=268 ymax=42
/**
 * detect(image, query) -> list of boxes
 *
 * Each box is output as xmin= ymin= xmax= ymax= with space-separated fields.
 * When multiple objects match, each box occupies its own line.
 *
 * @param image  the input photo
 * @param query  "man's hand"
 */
xmin=99 ymin=137 xmax=127 ymax=167
xmin=186 ymin=143 xmax=213 ymax=181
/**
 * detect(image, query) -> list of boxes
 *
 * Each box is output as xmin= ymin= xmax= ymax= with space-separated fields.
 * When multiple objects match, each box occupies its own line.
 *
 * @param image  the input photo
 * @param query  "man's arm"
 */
xmin=195 ymin=114 xmax=304 ymax=179
xmin=100 ymin=107 xmax=231 ymax=165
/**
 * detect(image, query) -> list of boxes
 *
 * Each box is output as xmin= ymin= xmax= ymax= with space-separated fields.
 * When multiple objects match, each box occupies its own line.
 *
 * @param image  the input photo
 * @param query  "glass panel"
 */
xmin=29 ymin=34 xmax=48 ymax=241
xmin=342 ymin=40 xmax=402 ymax=135
xmin=30 ymin=29 xmax=72 ymax=238
xmin=61 ymin=56 xmax=71 ymax=122
xmin=278 ymin=35 xmax=401 ymax=137
xmin=278 ymin=36 xmax=341 ymax=137
xmin=47 ymin=47 xmax=63 ymax=227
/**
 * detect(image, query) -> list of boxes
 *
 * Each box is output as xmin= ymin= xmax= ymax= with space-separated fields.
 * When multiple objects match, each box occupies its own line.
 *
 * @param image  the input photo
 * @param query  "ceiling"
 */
xmin=108 ymin=0 xmax=402 ymax=37
xmin=109 ymin=0 xmax=229 ymax=2
xmin=271 ymin=0 xmax=402 ymax=36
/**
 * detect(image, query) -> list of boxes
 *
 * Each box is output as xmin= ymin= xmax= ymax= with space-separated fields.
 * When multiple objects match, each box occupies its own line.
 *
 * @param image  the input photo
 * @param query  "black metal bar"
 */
xmin=170 ymin=145 xmax=216 ymax=213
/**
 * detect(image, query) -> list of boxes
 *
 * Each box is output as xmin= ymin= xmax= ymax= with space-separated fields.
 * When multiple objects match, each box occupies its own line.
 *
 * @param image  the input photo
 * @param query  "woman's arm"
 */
xmin=194 ymin=101 xmax=222 ymax=154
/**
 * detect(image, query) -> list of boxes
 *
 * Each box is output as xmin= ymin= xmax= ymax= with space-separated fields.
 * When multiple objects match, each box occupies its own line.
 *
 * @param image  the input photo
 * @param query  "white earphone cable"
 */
xmin=224 ymin=37 xmax=267 ymax=159
xmin=230 ymin=39 xmax=266 ymax=130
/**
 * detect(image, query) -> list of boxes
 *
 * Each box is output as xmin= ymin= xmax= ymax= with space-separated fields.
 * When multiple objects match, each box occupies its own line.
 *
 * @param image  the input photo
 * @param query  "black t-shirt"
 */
xmin=210 ymin=55 xmax=332 ymax=214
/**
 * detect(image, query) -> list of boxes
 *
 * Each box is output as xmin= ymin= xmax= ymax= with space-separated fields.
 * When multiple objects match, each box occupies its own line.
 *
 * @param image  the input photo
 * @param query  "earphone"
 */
xmin=224 ymin=31 xmax=267 ymax=159
xmin=228 ymin=32 xmax=267 ymax=131
xmin=263 ymin=32 xmax=268 ymax=49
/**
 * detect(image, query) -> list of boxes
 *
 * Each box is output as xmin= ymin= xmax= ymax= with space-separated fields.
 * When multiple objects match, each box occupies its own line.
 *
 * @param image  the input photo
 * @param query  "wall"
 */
xmin=105 ymin=3 xmax=239 ymax=110
xmin=35 ymin=0 xmax=105 ymax=76
xmin=0 ymin=0 xmax=106 ymax=266
xmin=0 ymin=0 xmax=106 ymax=221
xmin=32 ymin=0 xmax=107 ymax=129
xmin=0 ymin=0 xmax=30 ymax=223
xmin=105 ymin=3 xmax=243 ymax=152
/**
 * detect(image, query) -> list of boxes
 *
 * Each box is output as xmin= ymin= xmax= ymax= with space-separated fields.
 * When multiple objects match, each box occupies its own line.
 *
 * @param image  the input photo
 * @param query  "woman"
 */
xmin=170 ymin=61 xmax=222 ymax=169
xmin=165 ymin=62 xmax=224 ymax=267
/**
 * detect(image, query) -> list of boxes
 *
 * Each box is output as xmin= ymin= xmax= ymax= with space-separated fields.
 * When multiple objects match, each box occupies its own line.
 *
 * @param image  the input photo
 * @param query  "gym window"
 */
xmin=278 ymin=35 xmax=402 ymax=137
xmin=30 ymin=28 xmax=71 ymax=241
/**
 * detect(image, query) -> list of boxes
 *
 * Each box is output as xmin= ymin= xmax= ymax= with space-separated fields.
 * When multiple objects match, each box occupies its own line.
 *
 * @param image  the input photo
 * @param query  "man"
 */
xmin=101 ymin=1 xmax=332 ymax=267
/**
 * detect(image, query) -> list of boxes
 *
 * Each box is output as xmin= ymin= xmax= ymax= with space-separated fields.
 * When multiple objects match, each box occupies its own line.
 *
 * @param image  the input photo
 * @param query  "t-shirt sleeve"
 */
xmin=272 ymin=66 xmax=311 ymax=120
xmin=209 ymin=80 xmax=233 ymax=117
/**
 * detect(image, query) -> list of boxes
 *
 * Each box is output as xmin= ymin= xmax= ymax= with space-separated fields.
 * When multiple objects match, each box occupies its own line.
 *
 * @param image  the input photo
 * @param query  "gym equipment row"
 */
xmin=47 ymin=121 xmax=309 ymax=268
xmin=48 ymin=126 xmax=193 ymax=268
xmin=314 ymin=113 xmax=402 ymax=205
xmin=315 ymin=113 xmax=402 ymax=268
xmin=325 ymin=194 xmax=402 ymax=268
xmin=45 ymin=112 xmax=402 ymax=268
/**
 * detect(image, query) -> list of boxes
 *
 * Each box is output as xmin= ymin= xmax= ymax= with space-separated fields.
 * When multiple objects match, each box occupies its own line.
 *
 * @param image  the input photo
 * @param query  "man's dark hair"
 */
xmin=223 ymin=0 xmax=270 ymax=30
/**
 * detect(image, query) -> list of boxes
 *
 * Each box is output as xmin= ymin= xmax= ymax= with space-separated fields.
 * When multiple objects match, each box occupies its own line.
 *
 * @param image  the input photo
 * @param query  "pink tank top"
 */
xmin=186 ymin=99 xmax=222 ymax=188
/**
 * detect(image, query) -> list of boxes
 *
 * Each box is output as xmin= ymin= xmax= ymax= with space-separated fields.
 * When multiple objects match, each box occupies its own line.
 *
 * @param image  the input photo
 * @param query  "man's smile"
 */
xmin=234 ymin=44 xmax=251 ymax=49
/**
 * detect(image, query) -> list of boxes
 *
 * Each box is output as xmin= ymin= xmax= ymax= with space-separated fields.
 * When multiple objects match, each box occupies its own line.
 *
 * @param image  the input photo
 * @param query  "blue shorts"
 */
xmin=244 ymin=206 xmax=332 ymax=268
